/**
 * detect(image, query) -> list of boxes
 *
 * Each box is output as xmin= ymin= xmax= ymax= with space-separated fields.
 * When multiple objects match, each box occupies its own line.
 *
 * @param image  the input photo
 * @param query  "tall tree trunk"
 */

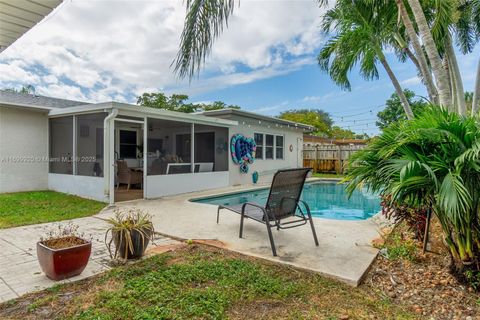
xmin=443 ymin=56 xmax=456 ymax=113
xmin=448 ymin=56 xmax=458 ymax=113
xmin=406 ymin=0 xmax=452 ymax=108
xmin=473 ymin=58 xmax=480 ymax=114
xmin=396 ymin=0 xmax=438 ymax=104
xmin=446 ymin=36 xmax=467 ymax=115
xmin=404 ymin=47 xmax=421 ymax=72
xmin=377 ymin=51 xmax=414 ymax=119
xmin=393 ymin=33 xmax=421 ymax=71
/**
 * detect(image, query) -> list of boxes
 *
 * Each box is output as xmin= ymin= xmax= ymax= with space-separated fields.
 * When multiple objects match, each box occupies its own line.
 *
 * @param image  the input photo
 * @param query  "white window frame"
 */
xmin=265 ymin=134 xmax=274 ymax=160
xmin=254 ymin=132 xmax=264 ymax=160
xmin=254 ymin=132 xmax=285 ymax=160
xmin=275 ymin=135 xmax=284 ymax=160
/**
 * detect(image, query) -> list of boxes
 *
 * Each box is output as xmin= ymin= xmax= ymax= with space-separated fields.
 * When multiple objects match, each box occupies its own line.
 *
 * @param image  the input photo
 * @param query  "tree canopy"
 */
xmin=4 ymin=85 xmax=36 ymax=95
xmin=137 ymin=92 xmax=240 ymax=113
xmin=376 ymin=89 xmax=428 ymax=130
xmin=278 ymin=109 xmax=366 ymax=139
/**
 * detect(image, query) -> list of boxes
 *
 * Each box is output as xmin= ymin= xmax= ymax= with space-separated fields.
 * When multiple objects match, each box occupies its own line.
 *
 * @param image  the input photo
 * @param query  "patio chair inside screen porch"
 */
xmin=216 ymin=168 xmax=319 ymax=256
xmin=116 ymin=160 xmax=142 ymax=190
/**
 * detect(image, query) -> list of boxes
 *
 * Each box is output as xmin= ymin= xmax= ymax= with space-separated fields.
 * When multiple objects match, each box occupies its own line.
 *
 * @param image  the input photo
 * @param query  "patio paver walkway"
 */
xmin=0 ymin=208 xmax=178 ymax=303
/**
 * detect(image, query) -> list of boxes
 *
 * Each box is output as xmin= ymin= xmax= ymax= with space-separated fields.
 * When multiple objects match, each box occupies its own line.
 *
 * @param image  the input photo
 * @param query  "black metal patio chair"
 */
xmin=216 ymin=168 xmax=319 ymax=256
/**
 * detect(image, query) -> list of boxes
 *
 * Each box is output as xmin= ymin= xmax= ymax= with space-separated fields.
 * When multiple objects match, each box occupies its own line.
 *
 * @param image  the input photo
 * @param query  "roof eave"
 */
xmin=200 ymin=109 xmax=314 ymax=131
xmin=0 ymin=101 xmax=53 ymax=112
xmin=47 ymin=102 xmax=238 ymax=127
xmin=0 ymin=0 xmax=64 ymax=53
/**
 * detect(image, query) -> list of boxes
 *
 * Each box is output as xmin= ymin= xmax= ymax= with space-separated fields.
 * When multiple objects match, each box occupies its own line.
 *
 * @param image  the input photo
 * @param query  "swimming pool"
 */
xmin=192 ymin=182 xmax=381 ymax=220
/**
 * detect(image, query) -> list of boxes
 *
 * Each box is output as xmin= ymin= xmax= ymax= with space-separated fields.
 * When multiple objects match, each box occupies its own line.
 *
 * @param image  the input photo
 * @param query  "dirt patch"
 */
xmin=0 ymin=276 xmax=123 ymax=320
xmin=191 ymin=239 xmax=229 ymax=249
xmin=364 ymin=220 xmax=480 ymax=319
xmin=145 ymin=242 xmax=187 ymax=256
xmin=227 ymin=300 xmax=291 ymax=319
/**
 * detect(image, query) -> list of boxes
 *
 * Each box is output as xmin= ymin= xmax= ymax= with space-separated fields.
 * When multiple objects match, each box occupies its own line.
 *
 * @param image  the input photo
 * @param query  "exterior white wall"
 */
xmin=225 ymin=115 xmax=305 ymax=186
xmin=48 ymin=173 xmax=107 ymax=202
xmin=0 ymin=106 xmax=49 ymax=193
xmin=146 ymin=171 xmax=229 ymax=198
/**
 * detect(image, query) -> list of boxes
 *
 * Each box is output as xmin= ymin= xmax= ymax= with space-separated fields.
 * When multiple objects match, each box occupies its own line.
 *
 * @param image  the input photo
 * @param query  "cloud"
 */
xmin=0 ymin=60 xmax=40 ymax=84
xmin=36 ymin=84 xmax=87 ymax=101
xmin=300 ymin=91 xmax=348 ymax=105
xmin=256 ymin=100 xmax=290 ymax=114
xmin=401 ymin=76 xmax=421 ymax=86
xmin=0 ymin=0 xmax=326 ymax=102
xmin=173 ymin=56 xmax=316 ymax=95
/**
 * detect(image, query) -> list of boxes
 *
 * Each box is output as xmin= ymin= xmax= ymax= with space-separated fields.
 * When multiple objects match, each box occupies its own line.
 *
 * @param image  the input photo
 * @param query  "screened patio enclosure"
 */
xmin=47 ymin=103 xmax=236 ymax=203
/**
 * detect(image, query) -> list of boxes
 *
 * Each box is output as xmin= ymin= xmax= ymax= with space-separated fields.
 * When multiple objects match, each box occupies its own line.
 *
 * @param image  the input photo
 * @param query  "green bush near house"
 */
xmin=0 ymin=191 xmax=106 ymax=228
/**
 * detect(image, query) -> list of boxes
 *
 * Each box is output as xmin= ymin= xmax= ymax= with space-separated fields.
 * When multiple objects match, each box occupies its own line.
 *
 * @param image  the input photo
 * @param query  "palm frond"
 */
xmin=173 ymin=0 xmax=236 ymax=79
xmin=438 ymin=171 xmax=472 ymax=220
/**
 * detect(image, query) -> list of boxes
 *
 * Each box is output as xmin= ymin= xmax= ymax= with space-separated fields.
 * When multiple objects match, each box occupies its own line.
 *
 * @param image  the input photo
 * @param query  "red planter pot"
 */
xmin=36 ymin=237 xmax=92 ymax=281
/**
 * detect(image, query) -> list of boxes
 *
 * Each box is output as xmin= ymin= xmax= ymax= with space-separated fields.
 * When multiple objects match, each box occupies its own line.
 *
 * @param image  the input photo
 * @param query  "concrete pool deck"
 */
xmin=117 ymin=180 xmax=386 ymax=286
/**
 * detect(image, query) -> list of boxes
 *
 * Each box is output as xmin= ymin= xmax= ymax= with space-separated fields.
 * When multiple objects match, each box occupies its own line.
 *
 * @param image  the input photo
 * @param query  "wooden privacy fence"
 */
xmin=303 ymin=144 xmax=365 ymax=174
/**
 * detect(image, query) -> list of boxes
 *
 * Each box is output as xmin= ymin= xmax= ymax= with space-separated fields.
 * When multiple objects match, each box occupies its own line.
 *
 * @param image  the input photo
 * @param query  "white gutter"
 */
xmin=103 ymin=108 xmax=118 ymax=204
xmin=0 ymin=101 xmax=53 ymax=111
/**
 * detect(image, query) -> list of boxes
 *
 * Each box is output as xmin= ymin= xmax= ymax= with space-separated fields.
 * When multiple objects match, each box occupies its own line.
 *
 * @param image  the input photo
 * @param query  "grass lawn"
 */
xmin=0 ymin=245 xmax=417 ymax=320
xmin=0 ymin=191 xmax=106 ymax=228
xmin=312 ymin=172 xmax=345 ymax=179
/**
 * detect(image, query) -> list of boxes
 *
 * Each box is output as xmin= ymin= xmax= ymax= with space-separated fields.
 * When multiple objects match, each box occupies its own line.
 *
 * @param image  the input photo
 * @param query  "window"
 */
xmin=254 ymin=133 xmax=264 ymax=160
xmin=275 ymin=135 xmax=284 ymax=159
xmin=254 ymin=133 xmax=284 ymax=160
xmin=265 ymin=134 xmax=274 ymax=159
xmin=119 ymin=130 xmax=137 ymax=159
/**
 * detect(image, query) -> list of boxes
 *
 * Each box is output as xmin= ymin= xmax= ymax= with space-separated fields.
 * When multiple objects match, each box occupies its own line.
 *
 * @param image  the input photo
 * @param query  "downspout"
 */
xmin=104 ymin=108 xmax=118 ymax=204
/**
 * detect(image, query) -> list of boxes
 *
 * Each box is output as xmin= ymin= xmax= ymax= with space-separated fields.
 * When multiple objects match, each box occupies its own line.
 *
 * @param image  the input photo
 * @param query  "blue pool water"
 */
xmin=193 ymin=182 xmax=381 ymax=220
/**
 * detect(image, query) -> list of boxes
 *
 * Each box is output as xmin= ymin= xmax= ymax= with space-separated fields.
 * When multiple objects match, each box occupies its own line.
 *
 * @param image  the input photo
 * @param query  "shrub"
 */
xmin=344 ymin=106 xmax=480 ymax=283
xmin=380 ymin=195 xmax=428 ymax=241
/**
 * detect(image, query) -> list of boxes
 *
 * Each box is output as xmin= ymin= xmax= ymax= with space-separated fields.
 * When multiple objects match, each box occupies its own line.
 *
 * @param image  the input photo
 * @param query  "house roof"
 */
xmin=0 ymin=90 xmax=89 ymax=110
xmin=199 ymin=108 xmax=314 ymax=131
xmin=0 ymin=91 xmax=309 ymax=130
xmin=0 ymin=0 xmax=63 ymax=53
xmin=48 ymin=102 xmax=238 ymax=127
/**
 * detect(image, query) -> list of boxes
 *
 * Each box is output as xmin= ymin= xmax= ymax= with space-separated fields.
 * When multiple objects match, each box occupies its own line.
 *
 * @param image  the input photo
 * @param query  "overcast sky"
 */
xmin=0 ymin=0 xmax=479 ymax=135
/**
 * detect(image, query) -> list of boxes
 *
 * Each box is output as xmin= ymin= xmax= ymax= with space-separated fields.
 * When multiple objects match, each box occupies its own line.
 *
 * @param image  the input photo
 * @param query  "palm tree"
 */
xmin=472 ymin=0 xmax=480 ymax=113
xmin=345 ymin=106 xmax=480 ymax=270
xmin=474 ymin=60 xmax=480 ymax=113
xmin=465 ymin=91 xmax=474 ymax=111
xmin=173 ymin=0 xmax=480 ymax=116
xmin=395 ymin=0 xmax=439 ymax=104
xmin=406 ymin=0 xmax=452 ymax=108
xmin=173 ymin=0 xmax=235 ymax=79
xmin=318 ymin=1 xmax=414 ymax=119
xmin=430 ymin=0 xmax=477 ymax=115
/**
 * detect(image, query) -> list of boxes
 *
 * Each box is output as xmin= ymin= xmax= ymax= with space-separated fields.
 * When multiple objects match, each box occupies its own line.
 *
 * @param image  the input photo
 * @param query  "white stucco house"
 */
xmin=0 ymin=0 xmax=312 ymax=203
xmin=0 ymin=91 xmax=312 ymax=203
